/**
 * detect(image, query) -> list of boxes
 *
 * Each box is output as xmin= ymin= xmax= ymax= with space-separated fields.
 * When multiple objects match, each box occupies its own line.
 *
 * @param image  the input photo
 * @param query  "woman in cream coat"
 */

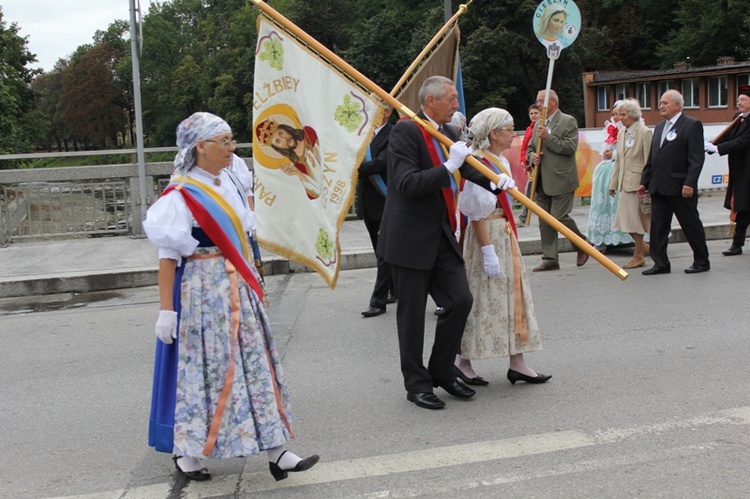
xmin=609 ymin=99 xmax=652 ymax=268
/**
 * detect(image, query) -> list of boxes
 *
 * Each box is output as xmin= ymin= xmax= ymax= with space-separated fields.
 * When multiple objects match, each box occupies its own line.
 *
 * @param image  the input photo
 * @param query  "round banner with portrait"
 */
xmin=533 ymin=0 xmax=581 ymax=58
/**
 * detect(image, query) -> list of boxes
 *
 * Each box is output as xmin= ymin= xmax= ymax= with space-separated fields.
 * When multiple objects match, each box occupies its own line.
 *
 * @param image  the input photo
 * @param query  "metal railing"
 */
xmin=0 ymin=145 xmax=360 ymax=246
xmin=1 ymin=182 xmax=130 ymax=240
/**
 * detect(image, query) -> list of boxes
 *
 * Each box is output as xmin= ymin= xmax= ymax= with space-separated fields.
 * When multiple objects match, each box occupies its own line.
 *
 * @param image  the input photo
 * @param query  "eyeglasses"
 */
xmin=499 ymin=126 xmax=514 ymax=132
xmin=204 ymin=138 xmax=236 ymax=148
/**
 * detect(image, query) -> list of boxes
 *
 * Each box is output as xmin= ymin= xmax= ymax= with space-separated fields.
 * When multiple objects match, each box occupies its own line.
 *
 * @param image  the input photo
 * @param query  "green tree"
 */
xmin=657 ymin=0 xmax=746 ymax=67
xmin=0 ymin=7 xmax=41 ymax=156
xmin=61 ymin=43 xmax=128 ymax=148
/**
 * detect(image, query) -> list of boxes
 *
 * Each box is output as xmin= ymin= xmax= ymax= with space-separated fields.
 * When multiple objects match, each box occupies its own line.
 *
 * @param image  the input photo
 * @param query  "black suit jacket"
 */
xmin=356 ymin=122 xmax=392 ymax=221
xmin=641 ymin=114 xmax=705 ymax=196
xmin=716 ymin=113 xmax=750 ymax=212
xmin=377 ymin=112 xmax=494 ymax=270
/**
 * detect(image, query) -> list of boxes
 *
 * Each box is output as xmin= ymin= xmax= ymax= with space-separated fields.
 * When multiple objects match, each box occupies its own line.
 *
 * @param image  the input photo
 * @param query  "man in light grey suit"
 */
xmin=526 ymin=89 xmax=589 ymax=271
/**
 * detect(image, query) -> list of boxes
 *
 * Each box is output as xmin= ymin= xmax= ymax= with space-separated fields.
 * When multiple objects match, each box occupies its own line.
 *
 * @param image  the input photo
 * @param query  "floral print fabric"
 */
xmin=461 ymin=213 xmax=543 ymax=359
xmin=173 ymin=248 xmax=292 ymax=459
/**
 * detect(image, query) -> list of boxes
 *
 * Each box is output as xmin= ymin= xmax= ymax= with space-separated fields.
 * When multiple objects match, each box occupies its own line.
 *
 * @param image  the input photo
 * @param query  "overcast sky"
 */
xmin=3 ymin=0 xmax=150 ymax=72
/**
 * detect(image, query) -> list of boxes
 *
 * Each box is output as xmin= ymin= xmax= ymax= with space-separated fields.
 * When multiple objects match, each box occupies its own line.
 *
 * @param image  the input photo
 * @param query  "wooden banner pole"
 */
xmin=249 ymin=0 xmax=627 ymax=281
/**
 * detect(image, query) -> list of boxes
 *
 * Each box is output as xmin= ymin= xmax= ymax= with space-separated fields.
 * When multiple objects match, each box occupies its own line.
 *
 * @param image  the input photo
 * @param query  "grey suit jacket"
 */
xmin=610 ymin=121 xmax=653 ymax=193
xmin=525 ymin=110 xmax=579 ymax=196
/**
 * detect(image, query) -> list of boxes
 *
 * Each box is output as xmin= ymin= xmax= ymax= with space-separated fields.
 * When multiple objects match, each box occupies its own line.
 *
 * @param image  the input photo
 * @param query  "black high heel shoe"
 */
xmin=173 ymin=455 xmax=211 ymax=481
xmin=507 ymin=369 xmax=551 ymax=385
xmin=453 ymin=366 xmax=489 ymax=386
xmin=269 ymin=451 xmax=320 ymax=481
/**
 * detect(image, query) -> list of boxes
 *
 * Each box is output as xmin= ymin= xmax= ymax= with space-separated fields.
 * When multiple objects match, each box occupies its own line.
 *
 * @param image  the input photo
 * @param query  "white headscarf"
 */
xmin=173 ymin=112 xmax=232 ymax=175
xmin=467 ymin=107 xmax=513 ymax=152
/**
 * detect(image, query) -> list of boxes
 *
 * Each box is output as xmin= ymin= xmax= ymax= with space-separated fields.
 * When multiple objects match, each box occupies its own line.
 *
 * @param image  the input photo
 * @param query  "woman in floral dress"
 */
xmin=144 ymin=112 xmax=318 ymax=482
xmin=453 ymin=108 xmax=551 ymax=386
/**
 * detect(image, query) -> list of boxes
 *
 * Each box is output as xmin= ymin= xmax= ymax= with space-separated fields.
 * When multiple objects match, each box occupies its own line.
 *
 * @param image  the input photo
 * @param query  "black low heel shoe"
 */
xmin=173 ymin=455 xmax=211 ymax=481
xmin=454 ymin=366 xmax=489 ymax=386
xmin=269 ymin=451 xmax=320 ymax=481
xmin=507 ymin=369 xmax=551 ymax=385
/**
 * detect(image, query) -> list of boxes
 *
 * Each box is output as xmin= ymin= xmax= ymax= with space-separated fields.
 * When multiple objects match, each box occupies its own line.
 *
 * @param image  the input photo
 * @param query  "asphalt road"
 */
xmin=1 ymin=239 xmax=749 ymax=498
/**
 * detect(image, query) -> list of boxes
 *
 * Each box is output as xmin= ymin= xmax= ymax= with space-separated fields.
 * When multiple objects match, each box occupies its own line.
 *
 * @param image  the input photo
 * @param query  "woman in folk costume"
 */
xmin=586 ymin=101 xmax=634 ymax=251
xmin=144 ymin=112 xmax=318 ymax=482
xmin=453 ymin=108 xmax=551 ymax=386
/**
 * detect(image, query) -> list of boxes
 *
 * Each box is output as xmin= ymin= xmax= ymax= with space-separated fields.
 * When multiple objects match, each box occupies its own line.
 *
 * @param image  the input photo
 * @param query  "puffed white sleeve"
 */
xmin=458 ymin=180 xmax=497 ymax=222
xmin=229 ymin=155 xmax=254 ymax=199
xmin=143 ymin=191 xmax=199 ymax=261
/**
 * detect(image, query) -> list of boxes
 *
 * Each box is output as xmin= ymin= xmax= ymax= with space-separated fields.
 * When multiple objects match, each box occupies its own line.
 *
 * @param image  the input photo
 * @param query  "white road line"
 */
xmin=46 ymin=406 xmax=750 ymax=499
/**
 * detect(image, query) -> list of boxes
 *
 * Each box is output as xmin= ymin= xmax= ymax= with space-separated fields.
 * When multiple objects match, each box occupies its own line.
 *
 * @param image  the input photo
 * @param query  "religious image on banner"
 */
xmin=253 ymin=15 xmax=381 ymax=288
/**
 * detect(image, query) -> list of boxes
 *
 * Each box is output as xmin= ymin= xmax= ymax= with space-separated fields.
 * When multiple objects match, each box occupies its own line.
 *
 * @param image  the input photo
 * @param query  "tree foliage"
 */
xmin=4 ymin=0 xmax=750 ymax=154
xmin=0 ymin=7 xmax=41 ymax=155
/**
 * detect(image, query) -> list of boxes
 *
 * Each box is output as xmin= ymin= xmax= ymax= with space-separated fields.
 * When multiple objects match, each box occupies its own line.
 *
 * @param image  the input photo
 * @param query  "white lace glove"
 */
xmin=155 ymin=310 xmax=177 ymax=344
xmin=481 ymin=245 xmax=501 ymax=278
xmin=704 ymin=141 xmax=717 ymax=154
xmin=491 ymin=173 xmax=516 ymax=191
xmin=444 ymin=142 xmax=472 ymax=173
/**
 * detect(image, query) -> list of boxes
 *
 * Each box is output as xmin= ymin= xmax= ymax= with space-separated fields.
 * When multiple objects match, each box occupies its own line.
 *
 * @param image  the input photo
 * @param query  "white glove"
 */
xmin=704 ymin=141 xmax=717 ymax=154
xmin=491 ymin=173 xmax=516 ymax=191
xmin=155 ymin=310 xmax=178 ymax=344
xmin=481 ymin=245 xmax=501 ymax=278
xmin=444 ymin=142 xmax=472 ymax=173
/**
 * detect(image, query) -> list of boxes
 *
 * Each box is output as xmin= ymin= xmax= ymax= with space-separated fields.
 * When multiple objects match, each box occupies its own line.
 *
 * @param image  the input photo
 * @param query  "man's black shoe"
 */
xmin=361 ymin=306 xmax=385 ymax=318
xmin=722 ymin=245 xmax=742 ymax=256
xmin=684 ymin=264 xmax=710 ymax=274
xmin=433 ymin=378 xmax=476 ymax=399
xmin=386 ymin=292 xmax=397 ymax=304
xmin=642 ymin=266 xmax=670 ymax=275
xmin=406 ymin=392 xmax=445 ymax=409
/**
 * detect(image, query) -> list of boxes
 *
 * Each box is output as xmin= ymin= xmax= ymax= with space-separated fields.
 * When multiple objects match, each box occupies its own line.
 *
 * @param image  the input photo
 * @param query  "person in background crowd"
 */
xmin=518 ymin=103 xmax=541 ymax=226
xmin=526 ymin=89 xmax=589 ymax=271
xmin=705 ymin=85 xmax=750 ymax=256
xmin=610 ymin=99 xmax=653 ymax=269
xmin=358 ymin=102 xmax=397 ymax=318
xmin=639 ymin=90 xmax=709 ymax=275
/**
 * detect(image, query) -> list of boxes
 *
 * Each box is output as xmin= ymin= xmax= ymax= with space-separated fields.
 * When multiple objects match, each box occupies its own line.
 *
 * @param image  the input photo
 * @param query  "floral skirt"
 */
xmin=461 ymin=213 xmax=542 ymax=359
xmin=149 ymin=248 xmax=293 ymax=459
xmin=587 ymin=159 xmax=634 ymax=246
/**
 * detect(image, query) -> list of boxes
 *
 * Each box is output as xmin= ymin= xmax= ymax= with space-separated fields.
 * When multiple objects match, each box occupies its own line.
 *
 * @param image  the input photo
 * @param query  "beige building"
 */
xmin=582 ymin=57 xmax=750 ymax=128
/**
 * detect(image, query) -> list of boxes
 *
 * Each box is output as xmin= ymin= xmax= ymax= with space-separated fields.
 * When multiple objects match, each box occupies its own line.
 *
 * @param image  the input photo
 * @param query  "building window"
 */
xmin=597 ymin=87 xmax=608 ymax=111
xmin=636 ymin=83 xmax=652 ymax=109
xmin=707 ymin=76 xmax=727 ymax=108
xmin=681 ymin=79 xmax=700 ymax=108
xmin=737 ymin=74 xmax=750 ymax=108
xmin=615 ymin=84 xmax=628 ymax=101
xmin=658 ymin=80 xmax=674 ymax=97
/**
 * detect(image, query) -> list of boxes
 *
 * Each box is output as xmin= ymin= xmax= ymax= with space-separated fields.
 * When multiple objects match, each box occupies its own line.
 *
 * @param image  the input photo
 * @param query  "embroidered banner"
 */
xmin=253 ymin=15 xmax=381 ymax=288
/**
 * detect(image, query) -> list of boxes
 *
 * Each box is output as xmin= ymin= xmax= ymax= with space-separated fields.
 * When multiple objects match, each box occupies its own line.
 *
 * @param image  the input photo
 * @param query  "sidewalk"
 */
xmin=0 ymin=191 xmax=733 ymax=298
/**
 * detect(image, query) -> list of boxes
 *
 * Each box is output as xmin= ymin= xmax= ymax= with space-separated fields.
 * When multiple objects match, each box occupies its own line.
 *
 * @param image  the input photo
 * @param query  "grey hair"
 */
xmin=419 ymin=76 xmax=454 ymax=106
xmin=537 ymin=89 xmax=559 ymax=104
xmin=663 ymin=89 xmax=684 ymax=109
xmin=618 ymin=98 xmax=642 ymax=120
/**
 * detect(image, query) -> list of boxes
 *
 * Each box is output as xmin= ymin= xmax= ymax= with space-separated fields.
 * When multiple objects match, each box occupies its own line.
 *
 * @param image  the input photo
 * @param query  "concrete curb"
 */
xmin=0 ymin=223 xmax=732 ymax=299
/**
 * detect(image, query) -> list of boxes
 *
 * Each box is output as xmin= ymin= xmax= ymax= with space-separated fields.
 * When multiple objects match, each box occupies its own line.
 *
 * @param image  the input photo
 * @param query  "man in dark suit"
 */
xmin=705 ymin=85 xmax=750 ymax=256
xmin=377 ymin=76 xmax=515 ymax=410
xmin=358 ymin=103 xmax=396 ymax=317
xmin=638 ymin=89 xmax=710 ymax=275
